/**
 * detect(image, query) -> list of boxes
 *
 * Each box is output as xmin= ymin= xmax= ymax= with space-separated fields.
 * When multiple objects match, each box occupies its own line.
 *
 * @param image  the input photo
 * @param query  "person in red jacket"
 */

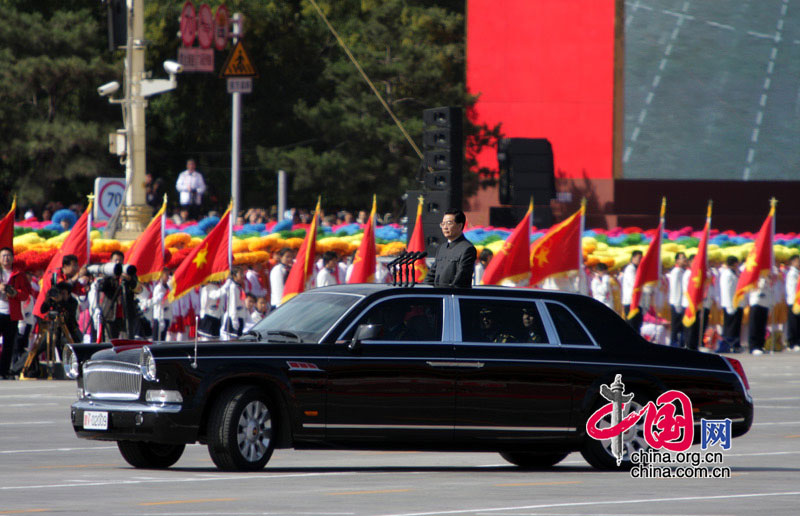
xmin=0 ymin=247 xmax=31 ymax=379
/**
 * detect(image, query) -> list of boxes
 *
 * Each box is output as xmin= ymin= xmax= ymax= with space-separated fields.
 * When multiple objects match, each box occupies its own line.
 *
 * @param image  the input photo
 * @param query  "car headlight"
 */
xmin=141 ymin=346 xmax=157 ymax=382
xmin=146 ymin=389 xmax=183 ymax=403
xmin=63 ymin=345 xmax=79 ymax=379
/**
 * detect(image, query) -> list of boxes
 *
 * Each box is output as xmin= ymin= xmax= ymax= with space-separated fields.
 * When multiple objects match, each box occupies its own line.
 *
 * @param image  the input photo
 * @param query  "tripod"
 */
xmin=20 ymin=314 xmax=74 ymax=380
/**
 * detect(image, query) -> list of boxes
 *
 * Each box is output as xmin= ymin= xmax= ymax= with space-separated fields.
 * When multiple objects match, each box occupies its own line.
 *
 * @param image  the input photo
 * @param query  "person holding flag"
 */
xmin=627 ymin=198 xmax=666 ymax=333
xmin=169 ymin=202 xmax=233 ymax=312
xmin=282 ymin=198 xmax=322 ymax=303
xmin=734 ymin=200 xmax=777 ymax=355
xmin=682 ymin=201 xmax=712 ymax=351
xmin=481 ymin=199 xmax=532 ymax=286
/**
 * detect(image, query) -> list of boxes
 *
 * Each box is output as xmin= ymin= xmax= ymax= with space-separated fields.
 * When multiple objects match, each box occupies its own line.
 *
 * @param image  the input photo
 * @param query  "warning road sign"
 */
xmin=220 ymin=41 xmax=258 ymax=78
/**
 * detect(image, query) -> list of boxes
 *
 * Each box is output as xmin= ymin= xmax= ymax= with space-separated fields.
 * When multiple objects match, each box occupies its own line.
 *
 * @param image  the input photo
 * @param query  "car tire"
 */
xmin=117 ymin=441 xmax=185 ymax=469
xmin=207 ymin=385 xmax=276 ymax=471
xmin=580 ymin=396 xmax=650 ymax=471
xmin=500 ymin=451 xmax=569 ymax=469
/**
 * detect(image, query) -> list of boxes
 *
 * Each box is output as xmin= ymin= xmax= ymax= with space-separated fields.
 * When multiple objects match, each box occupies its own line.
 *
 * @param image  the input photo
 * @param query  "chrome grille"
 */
xmin=83 ymin=361 xmax=142 ymax=401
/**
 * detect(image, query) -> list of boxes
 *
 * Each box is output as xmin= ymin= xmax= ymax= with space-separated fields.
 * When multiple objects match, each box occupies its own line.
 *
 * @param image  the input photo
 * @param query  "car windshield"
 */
xmin=251 ymin=292 xmax=361 ymax=343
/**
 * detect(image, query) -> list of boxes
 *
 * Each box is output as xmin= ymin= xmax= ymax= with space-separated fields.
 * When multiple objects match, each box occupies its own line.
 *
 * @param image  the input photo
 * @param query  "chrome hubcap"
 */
xmin=597 ymin=400 xmax=649 ymax=461
xmin=236 ymin=400 xmax=271 ymax=462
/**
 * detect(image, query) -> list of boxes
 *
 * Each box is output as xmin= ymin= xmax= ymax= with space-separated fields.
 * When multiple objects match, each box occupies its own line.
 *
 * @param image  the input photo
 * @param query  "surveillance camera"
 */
xmin=163 ymin=60 xmax=183 ymax=75
xmin=97 ymin=81 xmax=120 ymax=96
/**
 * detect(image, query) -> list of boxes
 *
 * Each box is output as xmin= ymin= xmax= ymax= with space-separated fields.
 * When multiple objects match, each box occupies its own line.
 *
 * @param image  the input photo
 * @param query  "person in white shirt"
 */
xmin=591 ymin=263 xmax=613 ymax=309
xmin=242 ymin=294 xmax=259 ymax=333
xmin=175 ymin=159 xmax=206 ymax=220
xmin=245 ymin=263 xmax=267 ymax=298
xmin=197 ymin=281 xmax=224 ymax=340
xmin=251 ymin=297 xmax=269 ymax=327
xmin=621 ymin=250 xmax=643 ymax=332
xmin=748 ymin=270 xmax=774 ymax=355
xmin=473 ymin=249 xmax=493 ymax=286
xmin=718 ymin=256 xmax=743 ymax=352
xmin=316 ymin=251 xmax=339 ymax=287
xmin=667 ymin=252 xmax=688 ymax=347
xmin=150 ymin=271 xmax=172 ymax=341
xmin=785 ymin=255 xmax=800 ymax=351
xmin=222 ymin=267 xmax=248 ymax=340
xmin=681 ymin=255 xmax=714 ymax=351
xmin=269 ymin=248 xmax=295 ymax=309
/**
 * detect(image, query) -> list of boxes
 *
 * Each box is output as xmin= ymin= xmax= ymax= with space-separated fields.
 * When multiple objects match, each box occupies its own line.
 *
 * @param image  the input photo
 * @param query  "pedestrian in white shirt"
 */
xmin=222 ymin=267 xmax=248 ymax=340
xmin=242 ymin=294 xmax=259 ymax=333
xmin=198 ymin=281 xmax=224 ymax=340
xmin=621 ymin=250 xmax=643 ymax=332
xmin=718 ymin=256 xmax=743 ymax=352
xmin=175 ymin=159 xmax=206 ymax=220
xmin=591 ymin=263 xmax=613 ymax=309
xmin=316 ymin=251 xmax=339 ymax=287
xmin=269 ymin=248 xmax=295 ymax=309
xmin=245 ymin=263 xmax=267 ymax=298
xmin=785 ymin=255 xmax=800 ymax=351
xmin=150 ymin=271 xmax=172 ymax=341
xmin=667 ymin=252 xmax=688 ymax=347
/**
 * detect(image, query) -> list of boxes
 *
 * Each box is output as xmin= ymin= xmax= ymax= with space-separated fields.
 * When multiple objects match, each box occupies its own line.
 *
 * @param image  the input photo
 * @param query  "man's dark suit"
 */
xmin=424 ymin=234 xmax=477 ymax=288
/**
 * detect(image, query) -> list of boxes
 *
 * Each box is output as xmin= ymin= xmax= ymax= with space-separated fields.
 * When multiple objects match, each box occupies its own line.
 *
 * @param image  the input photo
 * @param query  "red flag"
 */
xmin=683 ymin=202 xmax=712 ymax=327
xmin=734 ymin=200 xmax=776 ymax=307
xmin=482 ymin=199 xmax=532 ymax=285
xmin=628 ymin=198 xmax=665 ymax=319
xmin=168 ymin=203 xmax=232 ymax=302
xmin=529 ymin=202 xmax=584 ymax=286
xmin=124 ymin=196 xmax=167 ymax=283
xmin=348 ymin=195 xmax=377 ymax=284
xmin=282 ymin=198 xmax=321 ymax=303
xmin=0 ymin=195 xmax=16 ymax=251
xmin=34 ymin=199 xmax=93 ymax=318
xmin=406 ymin=194 xmax=427 ymax=282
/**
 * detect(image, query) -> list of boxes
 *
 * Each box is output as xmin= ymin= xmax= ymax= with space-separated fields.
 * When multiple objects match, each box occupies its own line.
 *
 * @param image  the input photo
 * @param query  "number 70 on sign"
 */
xmin=94 ymin=177 xmax=126 ymax=221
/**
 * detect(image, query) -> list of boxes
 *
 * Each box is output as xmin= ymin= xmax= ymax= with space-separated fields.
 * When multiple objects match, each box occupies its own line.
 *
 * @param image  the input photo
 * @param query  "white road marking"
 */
xmin=646 ymin=92 xmax=654 ymax=104
xmin=623 ymin=146 xmax=633 ymax=163
xmin=638 ymin=109 xmax=648 ymax=123
xmin=748 ymin=30 xmax=775 ymax=40
xmin=659 ymin=58 xmax=667 ymax=71
xmin=751 ymin=128 xmax=759 ymax=143
xmin=632 ymin=127 xmax=641 ymax=142
xmin=665 ymin=43 xmax=673 ymax=56
xmin=376 ymin=491 xmax=800 ymax=516
xmin=767 ymin=60 xmax=774 ymax=74
xmin=756 ymin=111 xmax=764 ymax=125
xmin=763 ymin=77 xmax=771 ymax=90
xmin=752 ymin=420 xmax=800 ymax=426
xmin=760 ymin=93 xmax=768 ymax=106
xmin=0 ymin=420 xmax=56 ymax=426
xmin=0 ymin=402 xmax=58 ymax=408
xmin=652 ymin=75 xmax=661 ymax=88
xmin=747 ymin=149 xmax=755 ymax=164
xmin=706 ymin=21 xmax=734 ymax=31
xmin=0 ymin=446 xmax=117 ymax=455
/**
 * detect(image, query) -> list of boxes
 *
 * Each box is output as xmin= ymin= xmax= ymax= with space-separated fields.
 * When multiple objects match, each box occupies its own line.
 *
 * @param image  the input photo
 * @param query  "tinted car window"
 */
xmin=345 ymin=297 xmax=443 ymax=342
xmin=459 ymin=299 xmax=548 ymax=344
xmin=252 ymin=292 xmax=360 ymax=342
xmin=546 ymin=302 xmax=594 ymax=346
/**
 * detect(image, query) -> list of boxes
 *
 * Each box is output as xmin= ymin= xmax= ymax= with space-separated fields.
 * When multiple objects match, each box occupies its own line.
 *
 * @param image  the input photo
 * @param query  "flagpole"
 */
xmin=161 ymin=194 xmax=167 ymax=264
xmin=579 ymin=198 xmax=586 ymax=292
xmin=86 ymin=194 xmax=94 ymax=262
xmin=697 ymin=200 xmax=712 ymax=351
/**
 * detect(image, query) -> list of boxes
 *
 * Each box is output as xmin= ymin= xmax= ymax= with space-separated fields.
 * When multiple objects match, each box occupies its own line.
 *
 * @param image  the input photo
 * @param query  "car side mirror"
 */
xmin=348 ymin=324 xmax=381 ymax=351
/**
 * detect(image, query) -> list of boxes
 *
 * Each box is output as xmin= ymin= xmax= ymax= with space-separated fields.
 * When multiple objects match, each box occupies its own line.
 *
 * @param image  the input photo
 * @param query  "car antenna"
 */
xmin=191 ymin=315 xmax=199 ymax=369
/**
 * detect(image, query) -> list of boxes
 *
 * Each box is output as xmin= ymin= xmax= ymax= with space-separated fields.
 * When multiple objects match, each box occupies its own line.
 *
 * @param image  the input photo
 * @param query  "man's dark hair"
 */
xmin=245 ymin=293 xmax=257 ymax=302
xmin=631 ymin=250 xmax=643 ymax=259
xmin=479 ymin=248 xmax=493 ymax=262
xmin=790 ymin=254 xmax=800 ymax=263
xmin=278 ymin=247 xmax=294 ymax=257
xmin=444 ymin=209 xmax=466 ymax=226
xmin=726 ymin=255 xmax=739 ymax=267
xmin=675 ymin=252 xmax=686 ymax=261
xmin=62 ymin=254 xmax=79 ymax=267
xmin=596 ymin=262 xmax=608 ymax=272
xmin=0 ymin=246 xmax=12 ymax=256
xmin=322 ymin=251 xmax=338 ymax=264
xmin=231 ymin=266 xmax=243 ymax=277
xmin=110 ymin=250 xmax=124 ymax=261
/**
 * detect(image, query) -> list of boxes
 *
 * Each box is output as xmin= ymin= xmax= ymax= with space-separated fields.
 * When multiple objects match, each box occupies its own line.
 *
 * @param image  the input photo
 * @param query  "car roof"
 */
xmin=307 ymin=283 xmax=587 ymax=302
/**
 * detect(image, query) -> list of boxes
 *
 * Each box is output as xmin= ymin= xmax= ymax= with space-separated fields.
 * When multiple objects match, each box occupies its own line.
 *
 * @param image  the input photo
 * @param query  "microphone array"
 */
xmin=388 ymin=251 xmax=427 ymax=287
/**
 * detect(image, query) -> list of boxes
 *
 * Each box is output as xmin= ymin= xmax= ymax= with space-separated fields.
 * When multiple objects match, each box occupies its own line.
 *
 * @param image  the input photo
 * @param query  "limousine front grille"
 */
xmin=83 ymin=361 xmax=142 ymax=401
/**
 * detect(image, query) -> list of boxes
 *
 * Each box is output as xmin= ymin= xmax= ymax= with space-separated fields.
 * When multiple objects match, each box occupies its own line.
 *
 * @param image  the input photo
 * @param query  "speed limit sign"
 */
xmin=94 ymin=177 xmax=126 ymax=221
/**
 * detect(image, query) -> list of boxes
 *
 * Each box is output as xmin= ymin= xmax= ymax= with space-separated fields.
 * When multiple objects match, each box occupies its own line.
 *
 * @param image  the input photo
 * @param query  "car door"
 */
xmin=453 ymin=296 xmax=574 ymax=444
xmin=325 ymin=294 xmax=456 ymax=444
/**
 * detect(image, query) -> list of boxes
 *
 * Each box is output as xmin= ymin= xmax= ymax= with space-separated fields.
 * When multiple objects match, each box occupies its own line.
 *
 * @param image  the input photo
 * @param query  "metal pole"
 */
xmin=231 ymin=91 xmax=241 ymax=220
xmin=128 ymin=0 xmax=146 ymax=208
xmin=230 ymin=13 xmax=243 ymax=221
xmin=277 ymin=169 xmax=287 ymax=222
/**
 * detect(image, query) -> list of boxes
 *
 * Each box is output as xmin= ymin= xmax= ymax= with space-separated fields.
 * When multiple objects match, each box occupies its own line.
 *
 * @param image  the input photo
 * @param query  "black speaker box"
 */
xmin=498 ymin=138 xmax=555 ymax=207
xmin=423 ymin=107 xmax=462 ymax=129
xmin=423 ymin=128 xmax=452 ymax=149
xmin=423 ymin=170 xmax=458 ymax=191
xmin=489 ymin=205 xmax=553 ymax=229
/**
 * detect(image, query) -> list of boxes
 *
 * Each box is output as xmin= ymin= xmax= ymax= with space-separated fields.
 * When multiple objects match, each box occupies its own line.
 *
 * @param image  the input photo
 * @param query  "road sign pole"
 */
xmin=278 ymin=169 xmax=287 ymax=222
xmin=231 ymin=89 xmax=241 ymax=222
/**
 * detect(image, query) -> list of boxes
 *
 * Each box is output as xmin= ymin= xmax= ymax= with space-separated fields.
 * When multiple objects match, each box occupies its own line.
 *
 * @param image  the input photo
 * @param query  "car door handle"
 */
xmin=426 ymin=361 xmax=484 ymax=369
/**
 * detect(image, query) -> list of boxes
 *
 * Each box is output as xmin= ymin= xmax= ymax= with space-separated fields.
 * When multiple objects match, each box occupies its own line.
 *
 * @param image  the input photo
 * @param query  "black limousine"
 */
xmin=67 ymin=284 xmax=753 ymax=471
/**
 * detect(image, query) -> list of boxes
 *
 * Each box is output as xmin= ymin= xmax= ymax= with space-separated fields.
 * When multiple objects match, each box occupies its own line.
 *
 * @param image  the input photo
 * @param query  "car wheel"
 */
xmin=581 ymin=397 xmax=650 ymax=471
xmin=500 ymin=451 xmax=569 ymax=469
xmin=207 ymin=385 xmax=275 ymax=471
xmin=117 ymin=441 xmax=185 ymax=469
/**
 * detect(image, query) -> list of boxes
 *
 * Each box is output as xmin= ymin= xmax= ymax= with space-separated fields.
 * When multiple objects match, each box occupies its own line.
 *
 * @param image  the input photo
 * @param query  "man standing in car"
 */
xmin=425 ymin=209 xmax=476 ymax=288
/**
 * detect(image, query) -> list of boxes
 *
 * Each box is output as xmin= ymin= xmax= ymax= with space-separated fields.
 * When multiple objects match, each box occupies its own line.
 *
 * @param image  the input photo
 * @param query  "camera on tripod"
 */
xmin=87 ymin=262 xmax=137 ymax=278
